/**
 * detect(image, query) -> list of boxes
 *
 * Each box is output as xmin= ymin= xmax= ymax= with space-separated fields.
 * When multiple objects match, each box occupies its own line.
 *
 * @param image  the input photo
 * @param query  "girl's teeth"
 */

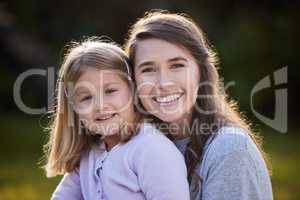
xmin=98 ymin=114 xmax=114 ymax=120
xmin=155 ymin=94 xmax=181 ymax=103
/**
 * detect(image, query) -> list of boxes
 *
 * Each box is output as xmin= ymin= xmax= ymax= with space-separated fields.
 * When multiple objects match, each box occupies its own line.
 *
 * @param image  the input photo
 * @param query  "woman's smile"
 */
xmin=134 ymin=38 xmax=200 ymax=122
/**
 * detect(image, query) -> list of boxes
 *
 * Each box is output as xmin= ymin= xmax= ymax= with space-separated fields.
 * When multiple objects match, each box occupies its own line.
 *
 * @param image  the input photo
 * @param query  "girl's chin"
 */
xmin=87 ymin=123 xmax=119 ymax=136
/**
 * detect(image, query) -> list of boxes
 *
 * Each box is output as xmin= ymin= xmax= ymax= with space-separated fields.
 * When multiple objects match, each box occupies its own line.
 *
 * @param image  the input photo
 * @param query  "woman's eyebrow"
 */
xmin=167 ymin=56 xmax=188 ymax=63
xmin=136 ymin=56 xmax=187 ymax=69
xmin=136 ymin=61 xmax=155 ymax=69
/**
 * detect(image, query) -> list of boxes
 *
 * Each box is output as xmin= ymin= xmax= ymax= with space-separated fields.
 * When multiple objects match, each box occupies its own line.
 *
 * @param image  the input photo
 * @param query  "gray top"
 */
xmin=174 ymin=126 xmax=273 ymax=200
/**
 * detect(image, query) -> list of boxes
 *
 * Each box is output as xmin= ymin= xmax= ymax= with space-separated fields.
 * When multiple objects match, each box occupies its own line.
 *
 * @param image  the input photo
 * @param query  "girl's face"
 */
xmin=72 ymin=68 xmax=135 ymax=136
xmin=134 ymin=38 xmax=200 ymax=123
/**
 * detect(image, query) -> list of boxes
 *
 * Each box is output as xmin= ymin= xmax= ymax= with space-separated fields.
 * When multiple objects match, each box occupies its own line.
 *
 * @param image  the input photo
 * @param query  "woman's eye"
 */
xmin=141 ymin=67 xmax=155 ymax=73
xmin=105 ymin=88 xmax=118 ymax=94
xmin=171 ymin=63 xmax=185 ymax=69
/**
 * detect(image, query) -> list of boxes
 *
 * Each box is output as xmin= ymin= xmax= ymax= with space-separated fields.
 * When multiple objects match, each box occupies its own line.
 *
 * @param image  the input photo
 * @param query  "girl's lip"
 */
xmin=95 ymin=113 xmax=117 ymax=122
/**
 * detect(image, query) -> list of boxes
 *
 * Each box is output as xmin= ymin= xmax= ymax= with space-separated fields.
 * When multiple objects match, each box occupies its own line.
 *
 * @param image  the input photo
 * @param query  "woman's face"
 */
xmin=134 ymin=38 xmax=200 ymax=123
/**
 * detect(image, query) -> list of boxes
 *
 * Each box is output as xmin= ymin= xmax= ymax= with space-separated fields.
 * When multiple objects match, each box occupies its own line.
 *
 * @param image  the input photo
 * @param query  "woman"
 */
xmin=124 ymin=11 xmax=273 ymax=200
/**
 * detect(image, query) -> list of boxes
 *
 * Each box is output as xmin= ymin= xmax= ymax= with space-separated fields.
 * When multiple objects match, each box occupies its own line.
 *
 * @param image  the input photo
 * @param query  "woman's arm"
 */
xmin=202 ymin=150 xmax=261 ymax=200
xmin=51 ymin=168 xmax=84 ymax=200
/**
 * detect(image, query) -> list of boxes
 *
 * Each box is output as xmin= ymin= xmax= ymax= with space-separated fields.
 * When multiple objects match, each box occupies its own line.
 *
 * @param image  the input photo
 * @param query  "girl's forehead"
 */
xmin=75 ymin=68 xmax=128 ymax=87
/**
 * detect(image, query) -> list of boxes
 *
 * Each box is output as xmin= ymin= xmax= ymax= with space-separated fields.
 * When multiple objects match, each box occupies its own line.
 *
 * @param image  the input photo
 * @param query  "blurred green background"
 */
xmin=0 ymin=0 xmax=298 ymax=199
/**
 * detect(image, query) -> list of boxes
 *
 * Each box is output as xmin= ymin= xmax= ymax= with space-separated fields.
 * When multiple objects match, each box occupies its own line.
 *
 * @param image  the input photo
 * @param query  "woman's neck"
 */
xmin=170 ymin=114 xmax=192 ymax=140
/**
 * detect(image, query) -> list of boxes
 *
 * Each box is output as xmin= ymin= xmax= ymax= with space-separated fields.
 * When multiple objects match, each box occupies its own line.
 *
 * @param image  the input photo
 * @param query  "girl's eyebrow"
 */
xmin=74 ymin=81 xmax=121 ymax=94
xmin=103 ymin=81 xmax=122 ymax=87
xmin=74 ymin=89 xmax=90 ymax=96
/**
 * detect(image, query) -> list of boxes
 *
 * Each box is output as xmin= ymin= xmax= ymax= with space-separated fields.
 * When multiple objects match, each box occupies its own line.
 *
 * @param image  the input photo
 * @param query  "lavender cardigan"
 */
xmin=51 ymin=123 xmax=190 ymax=200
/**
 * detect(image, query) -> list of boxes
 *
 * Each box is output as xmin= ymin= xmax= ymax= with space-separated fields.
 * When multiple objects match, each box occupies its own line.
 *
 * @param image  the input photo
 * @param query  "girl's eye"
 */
xmin=141 ymin=67 xmax=155 ymax=73
xmin=80 ymin=95 xmax=92 ymax=102
xmin=105 ymin=88 xmax=118 ymax=94
xmin=171 ymin=63 xmax=185 ymax=69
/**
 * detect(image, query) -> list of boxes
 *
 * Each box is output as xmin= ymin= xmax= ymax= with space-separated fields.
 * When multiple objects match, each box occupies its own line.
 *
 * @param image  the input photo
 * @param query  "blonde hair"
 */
xmin=43 ymin=37 xmax=133 ymax=177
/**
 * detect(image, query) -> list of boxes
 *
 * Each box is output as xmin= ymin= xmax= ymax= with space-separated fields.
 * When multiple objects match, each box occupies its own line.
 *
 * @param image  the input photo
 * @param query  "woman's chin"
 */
xmin=155 ymin=113 xmax=185 ymax=123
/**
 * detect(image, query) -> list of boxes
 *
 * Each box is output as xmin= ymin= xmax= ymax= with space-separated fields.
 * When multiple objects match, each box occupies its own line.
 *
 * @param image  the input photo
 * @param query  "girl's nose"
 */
xmin=93 ymin=95 xmax=106 ymax=112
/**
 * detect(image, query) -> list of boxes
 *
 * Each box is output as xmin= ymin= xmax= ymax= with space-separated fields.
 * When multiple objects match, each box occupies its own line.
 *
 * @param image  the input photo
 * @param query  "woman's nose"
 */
xmin=157 ymin=69 xmax=174 ymax=89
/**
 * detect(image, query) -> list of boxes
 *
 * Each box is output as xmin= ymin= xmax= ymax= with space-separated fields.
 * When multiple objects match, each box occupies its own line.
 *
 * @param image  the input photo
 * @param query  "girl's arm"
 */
xmin=51 ymin=168 xmax=84 ymax=200
xmin=132 ymin=132 xmax=190 ymax=200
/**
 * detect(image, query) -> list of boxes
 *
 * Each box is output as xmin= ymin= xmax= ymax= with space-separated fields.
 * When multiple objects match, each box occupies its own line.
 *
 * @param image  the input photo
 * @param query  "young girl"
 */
xmin=43 ymin=38 xmax=190 ymax=200
xmin=125 ymin=11 xmax=273 ymax=200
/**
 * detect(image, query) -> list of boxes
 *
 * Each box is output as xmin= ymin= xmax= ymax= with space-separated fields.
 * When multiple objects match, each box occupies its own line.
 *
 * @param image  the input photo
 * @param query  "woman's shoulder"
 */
xmin=204 ymin=126 xmax=255 ymax=159
xmin=196 ymin=126 xmax=260 ymax=175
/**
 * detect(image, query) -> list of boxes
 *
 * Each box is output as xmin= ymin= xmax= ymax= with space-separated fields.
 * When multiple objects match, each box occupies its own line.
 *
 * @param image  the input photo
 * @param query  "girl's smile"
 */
xmin=73 ymin=68 xmax=136 ymax=136
xmin=94 ymin=113 xmax=117 ymax=122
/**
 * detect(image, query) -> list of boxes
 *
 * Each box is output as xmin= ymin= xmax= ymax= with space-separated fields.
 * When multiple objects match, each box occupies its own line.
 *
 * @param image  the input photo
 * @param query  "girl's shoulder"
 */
xmin=127 ymin=122 xmax=181 ymax=157
xmin=130 ymin=122 xmax=172 ymax=146
xmin=127 ymin=122 xmax=185 ymax=171
xmin=78 ymin=142 xmax=106 ymax=168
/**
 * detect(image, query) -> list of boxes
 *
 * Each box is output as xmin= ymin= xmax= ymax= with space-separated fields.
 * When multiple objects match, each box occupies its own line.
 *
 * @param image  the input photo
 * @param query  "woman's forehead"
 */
xmin=134 ymin=38 xmax=195 ymax=65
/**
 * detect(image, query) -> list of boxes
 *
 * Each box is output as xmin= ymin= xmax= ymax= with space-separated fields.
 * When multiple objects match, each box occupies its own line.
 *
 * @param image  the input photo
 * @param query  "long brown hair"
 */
xmin=124 ymin=11 xmax=270 ymax=182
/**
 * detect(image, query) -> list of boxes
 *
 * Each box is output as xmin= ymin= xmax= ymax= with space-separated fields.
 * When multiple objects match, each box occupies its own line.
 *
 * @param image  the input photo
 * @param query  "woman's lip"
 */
xmin=152 ymin=92 xmax=184 ymax=97
xmin=152 ymin=93 xmax=184 ymax=103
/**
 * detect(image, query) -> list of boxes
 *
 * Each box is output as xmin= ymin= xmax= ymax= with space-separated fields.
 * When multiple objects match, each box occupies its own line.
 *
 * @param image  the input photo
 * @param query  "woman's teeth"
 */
xmin=154 ymin=94 xmax=181 ymax=103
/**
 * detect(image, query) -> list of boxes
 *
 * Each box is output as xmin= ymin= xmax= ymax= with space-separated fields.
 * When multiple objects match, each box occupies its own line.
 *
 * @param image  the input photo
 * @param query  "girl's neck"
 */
xmin=104 ymin=113 xmax=142 ymax=151
xmin=104 ymin=134 xmax=121 ymax=151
